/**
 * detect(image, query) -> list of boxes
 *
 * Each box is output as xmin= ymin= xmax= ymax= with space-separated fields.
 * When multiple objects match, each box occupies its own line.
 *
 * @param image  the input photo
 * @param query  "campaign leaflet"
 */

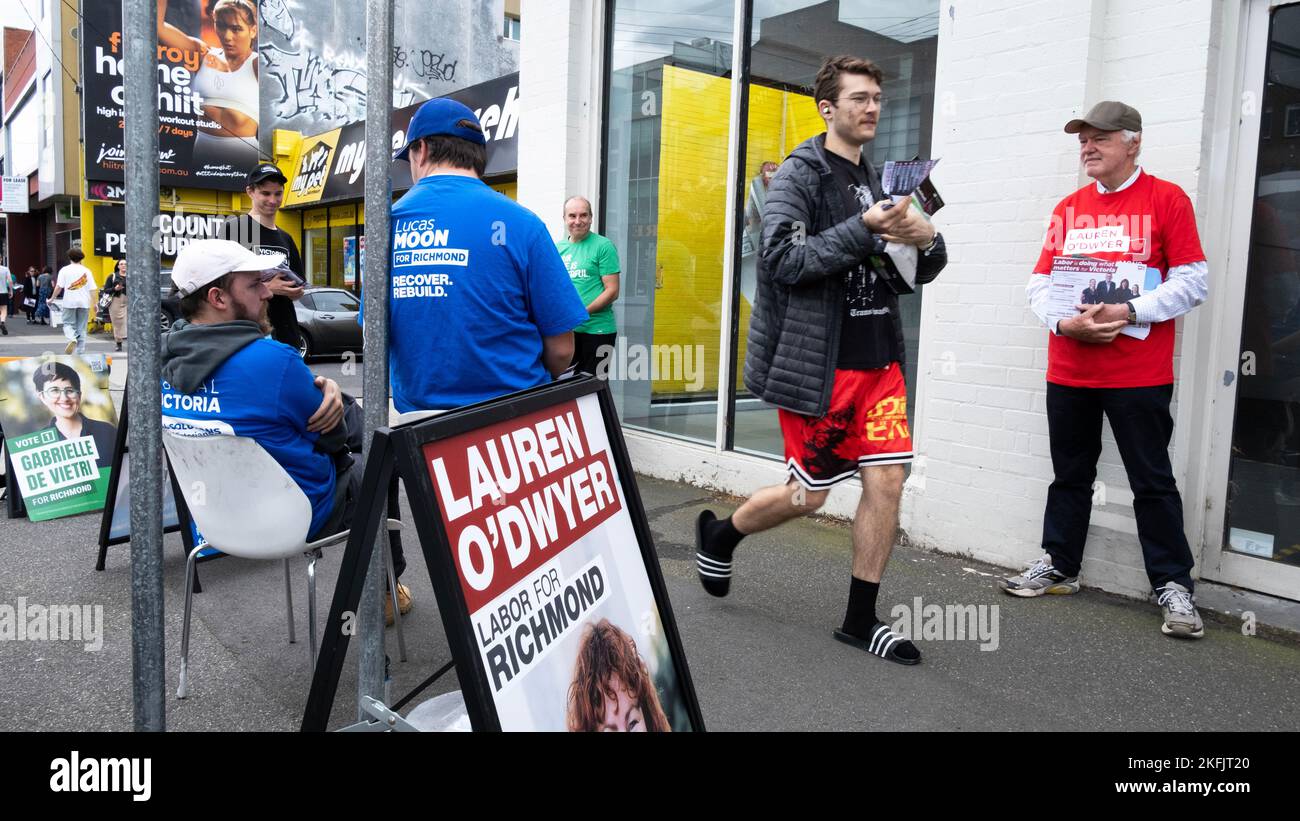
xmin=0 ymin=356 xmax=118 ymax=521
xmin=1048 ymin=256 xmax=1159 ymax=341
xmin=82 ymin=0 xmax=258 ymax=191
xmin=423 ymin=393 xmax=691 ymax=732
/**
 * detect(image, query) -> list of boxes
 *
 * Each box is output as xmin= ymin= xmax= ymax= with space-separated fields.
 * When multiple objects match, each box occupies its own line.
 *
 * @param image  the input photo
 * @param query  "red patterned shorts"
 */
xmin=779 ymin=363 xmax=912 ymax=490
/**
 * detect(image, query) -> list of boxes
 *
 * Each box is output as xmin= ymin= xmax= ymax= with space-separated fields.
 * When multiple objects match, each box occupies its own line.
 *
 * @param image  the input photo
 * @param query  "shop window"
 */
xmin=1225 ymin=3 xmax=1300 ymax=570
xmin=602 ymin=0 xmax=735 ymax=444
xmin=731 ymin=0 xmax=939 ymax=457
xmin=602 ymin=0 xmax=939 ymax=451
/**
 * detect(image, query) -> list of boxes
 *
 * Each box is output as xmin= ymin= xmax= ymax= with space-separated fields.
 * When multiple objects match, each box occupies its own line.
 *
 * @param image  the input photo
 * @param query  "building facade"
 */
xmin=514 ymin=0 xmax=1300 ymax=603
xmin=2 ymin=1 xmax=83 ymax=274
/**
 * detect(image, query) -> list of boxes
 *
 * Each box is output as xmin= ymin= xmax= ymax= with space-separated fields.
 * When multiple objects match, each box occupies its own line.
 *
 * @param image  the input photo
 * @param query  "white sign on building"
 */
xmin=1 ymin=177 xmax=28 ymax=213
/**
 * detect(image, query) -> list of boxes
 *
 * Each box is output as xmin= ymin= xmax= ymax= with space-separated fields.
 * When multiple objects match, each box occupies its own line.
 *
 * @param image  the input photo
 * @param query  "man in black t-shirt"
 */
xmin=694 ymin=56 xmax=947 ymax=667
xmin=223 ymin=163 xmax=305 ymax=350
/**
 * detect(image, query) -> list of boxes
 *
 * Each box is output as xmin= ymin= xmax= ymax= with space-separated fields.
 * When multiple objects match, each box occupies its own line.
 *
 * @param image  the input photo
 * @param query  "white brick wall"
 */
xmin=517 ymin=0 xmax=602 ymax=238
xmin=904 ymin=0 xmax=1216 ymax=598
xmin=516 ymin=0 xmax=1262 ymax=601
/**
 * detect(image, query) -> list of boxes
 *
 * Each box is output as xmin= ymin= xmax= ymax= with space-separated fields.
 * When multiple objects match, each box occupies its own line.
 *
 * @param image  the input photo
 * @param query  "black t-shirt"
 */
xmin=222 ymin=214 xmax=304 ymax=348
xmin=824 ymin=150 xmax=899 ymax=370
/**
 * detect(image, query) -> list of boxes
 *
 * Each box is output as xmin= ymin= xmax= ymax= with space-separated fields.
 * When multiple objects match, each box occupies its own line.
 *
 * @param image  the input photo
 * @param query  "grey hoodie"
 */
xmin=160 ymin=319 xmax=266 ymax=394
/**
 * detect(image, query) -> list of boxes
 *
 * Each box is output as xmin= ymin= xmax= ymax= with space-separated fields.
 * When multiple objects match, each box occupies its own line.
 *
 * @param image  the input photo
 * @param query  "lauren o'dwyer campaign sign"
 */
xmin=0 ymin=357 xmax=119 ymax=521
xmin=423 ymin=391 xmax=694 ymax=731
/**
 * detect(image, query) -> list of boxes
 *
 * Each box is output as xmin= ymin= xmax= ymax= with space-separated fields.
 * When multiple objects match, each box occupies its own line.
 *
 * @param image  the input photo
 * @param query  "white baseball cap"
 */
xmin=171 ymin=239 xmax=287 ymax=297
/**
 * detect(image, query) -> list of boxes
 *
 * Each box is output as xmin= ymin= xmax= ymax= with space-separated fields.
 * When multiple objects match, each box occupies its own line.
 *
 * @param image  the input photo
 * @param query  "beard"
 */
xmin=233 ymin=301 xmax=272 ymax=336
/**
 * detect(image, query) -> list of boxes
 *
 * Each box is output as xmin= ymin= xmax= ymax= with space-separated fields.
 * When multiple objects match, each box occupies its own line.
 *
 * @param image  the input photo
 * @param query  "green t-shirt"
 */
xmin=556 ymin=232 xmax=620 ymax=335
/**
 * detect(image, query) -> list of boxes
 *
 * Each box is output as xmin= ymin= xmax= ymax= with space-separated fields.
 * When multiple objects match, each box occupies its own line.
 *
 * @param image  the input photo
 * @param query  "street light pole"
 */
xmin=359 ymin=0 xmax=395 ymax=716
xmin=123 ymin=0 xmax=166 ymax=731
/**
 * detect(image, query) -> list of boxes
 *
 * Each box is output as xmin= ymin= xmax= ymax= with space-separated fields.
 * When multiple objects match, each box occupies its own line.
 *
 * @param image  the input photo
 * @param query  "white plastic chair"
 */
xmin=163 ymin=430 xmax=407 ymax=699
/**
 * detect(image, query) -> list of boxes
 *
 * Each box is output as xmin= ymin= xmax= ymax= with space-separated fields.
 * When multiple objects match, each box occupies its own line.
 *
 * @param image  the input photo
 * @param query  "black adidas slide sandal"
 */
xmin=695 ymin=510 xmax=732 ymax=598
xmin=833 ymin=624 xmax=921 ymax=666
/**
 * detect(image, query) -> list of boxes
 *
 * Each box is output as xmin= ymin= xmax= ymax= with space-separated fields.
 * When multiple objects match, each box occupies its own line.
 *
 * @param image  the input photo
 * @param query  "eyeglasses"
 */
xmin=834 ymin=93 xmax=886 ymax=109
xmin=42 ymin=388 xmax=81 ymax=400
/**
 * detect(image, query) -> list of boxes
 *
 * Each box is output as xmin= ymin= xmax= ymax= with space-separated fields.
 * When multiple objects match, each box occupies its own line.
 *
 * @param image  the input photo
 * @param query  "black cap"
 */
xmin=246 ymin=162 xmax=288 ymax=187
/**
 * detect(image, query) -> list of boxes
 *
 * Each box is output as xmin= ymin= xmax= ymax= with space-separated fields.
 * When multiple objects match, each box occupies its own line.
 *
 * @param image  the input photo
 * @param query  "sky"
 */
xmin=0 ymin=0 xmax=42 ymax=33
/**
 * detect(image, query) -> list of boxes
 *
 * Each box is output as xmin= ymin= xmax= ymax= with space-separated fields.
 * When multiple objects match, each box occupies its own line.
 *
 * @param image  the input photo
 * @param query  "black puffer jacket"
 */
xmin=743 ymin=133 xmax=947 ymax=416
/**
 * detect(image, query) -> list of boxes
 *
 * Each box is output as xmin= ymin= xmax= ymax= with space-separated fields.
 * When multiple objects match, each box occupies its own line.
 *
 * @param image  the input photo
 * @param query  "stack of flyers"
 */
xmin=1047 ymin=256 xmax=1160 ymax=340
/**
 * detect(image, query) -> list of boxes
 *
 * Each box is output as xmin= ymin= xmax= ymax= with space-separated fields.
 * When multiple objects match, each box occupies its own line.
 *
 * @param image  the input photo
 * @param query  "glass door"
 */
xmin=1214 ymin=1 xmax=1300 ymax=600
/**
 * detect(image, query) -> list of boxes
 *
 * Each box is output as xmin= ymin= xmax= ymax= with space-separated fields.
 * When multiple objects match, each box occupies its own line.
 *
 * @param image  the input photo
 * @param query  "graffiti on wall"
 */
xmin=259 ymin=0 xmax=488 ymax=130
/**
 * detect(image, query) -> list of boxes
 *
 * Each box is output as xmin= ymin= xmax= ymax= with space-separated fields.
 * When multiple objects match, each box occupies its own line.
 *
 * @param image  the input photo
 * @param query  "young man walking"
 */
xmin=695 ymin=56 xmax=947 ymax=665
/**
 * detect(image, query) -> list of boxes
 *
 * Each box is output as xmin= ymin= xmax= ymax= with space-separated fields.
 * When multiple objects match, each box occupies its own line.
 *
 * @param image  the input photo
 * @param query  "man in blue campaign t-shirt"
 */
xmin=385 ymin=98 xmax=588 ymax=413
xmin=159 ymin=239 xmax=349 ymax=539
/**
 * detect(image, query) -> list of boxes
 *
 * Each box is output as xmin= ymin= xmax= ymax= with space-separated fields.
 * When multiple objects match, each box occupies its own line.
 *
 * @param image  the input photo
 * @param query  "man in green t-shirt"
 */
xmin=557 ymin=196 xmax=621 ymax=378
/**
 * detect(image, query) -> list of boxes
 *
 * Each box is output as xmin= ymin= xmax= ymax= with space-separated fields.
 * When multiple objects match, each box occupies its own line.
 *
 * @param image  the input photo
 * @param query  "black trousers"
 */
xmin=1042 ymin=382 xmax=1194 ymax=591
xmin=311 ymin=395 xmax=406 ymax=579
xmin=572 ymin=332 xmax=617 ymax=379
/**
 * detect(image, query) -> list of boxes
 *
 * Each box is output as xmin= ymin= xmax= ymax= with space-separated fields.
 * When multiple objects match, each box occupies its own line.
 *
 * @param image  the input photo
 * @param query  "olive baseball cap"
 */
xmin=1064 ymin=101 xmax=1142 ymax=134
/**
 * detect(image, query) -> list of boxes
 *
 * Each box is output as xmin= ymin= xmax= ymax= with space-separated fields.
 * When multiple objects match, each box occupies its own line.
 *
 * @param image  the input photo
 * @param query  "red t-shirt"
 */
xmin=1033 ymin=171 xmax=1205 ymax=388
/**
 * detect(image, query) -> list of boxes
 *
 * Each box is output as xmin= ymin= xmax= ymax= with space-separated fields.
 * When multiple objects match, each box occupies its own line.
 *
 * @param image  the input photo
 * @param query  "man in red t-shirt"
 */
xmin=1002 ymin=101 xmax=1210 ymax=640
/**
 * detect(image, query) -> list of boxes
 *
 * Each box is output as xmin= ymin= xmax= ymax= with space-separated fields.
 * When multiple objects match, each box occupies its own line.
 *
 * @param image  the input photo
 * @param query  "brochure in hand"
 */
xmin=867 ymin=158 xmax=944 ymax=295
xmin=1048 ymin=256 xmax=1161 ymax=341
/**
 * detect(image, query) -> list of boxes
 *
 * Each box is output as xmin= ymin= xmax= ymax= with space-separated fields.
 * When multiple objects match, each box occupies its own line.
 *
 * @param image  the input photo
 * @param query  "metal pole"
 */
xmin=123 ymin=0 xmax=166 ymax=731
xmin=359 ymin=0 xmax=394 ymax=715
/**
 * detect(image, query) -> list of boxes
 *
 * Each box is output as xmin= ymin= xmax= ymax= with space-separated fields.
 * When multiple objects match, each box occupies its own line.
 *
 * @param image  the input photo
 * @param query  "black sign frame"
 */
xmin=302 ymin=377 xmax=705 ymax=732
xmin=95 ymin=394 xmax=188 ymax=570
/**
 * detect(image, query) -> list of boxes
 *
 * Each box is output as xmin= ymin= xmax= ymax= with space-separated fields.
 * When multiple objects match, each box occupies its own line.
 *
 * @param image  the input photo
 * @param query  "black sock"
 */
xmin=703 ymin=515 xmax=744 ymax=558
xmin=841 ymin=577 xmax=880 ymax=638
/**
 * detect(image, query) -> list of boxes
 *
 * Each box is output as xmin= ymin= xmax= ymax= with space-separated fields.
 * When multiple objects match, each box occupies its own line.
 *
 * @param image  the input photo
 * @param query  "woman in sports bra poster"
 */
xmin=155 ymin=0 xmax=260 ymax=182
xmin=83 ymin=0 xmax=259 ymax=190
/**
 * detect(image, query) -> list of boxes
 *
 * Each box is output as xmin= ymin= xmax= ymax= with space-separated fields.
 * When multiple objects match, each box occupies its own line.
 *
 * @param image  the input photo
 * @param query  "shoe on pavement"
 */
xmin=1157 ymin=582 xmax=1204 ymax=639
xmin=694 ymin=510 xmax=732 ymax=597
xmin=999 ymin=553 xmax=1080 ymax=597
xmin=833 ymin=623 xmax=922 ymax=666
xmin=385 ymin=582 xmax=413 ymax=627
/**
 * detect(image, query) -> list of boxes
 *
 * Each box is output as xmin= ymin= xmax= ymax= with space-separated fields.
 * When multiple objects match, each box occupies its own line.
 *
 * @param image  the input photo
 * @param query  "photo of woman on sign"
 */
xmin=157 ymin=0 xmax=259 ymax=169
xmin=566 ymin=618 xmax=671 ymax=732
xmin=34 ymin=362 xmax=118 ymax=470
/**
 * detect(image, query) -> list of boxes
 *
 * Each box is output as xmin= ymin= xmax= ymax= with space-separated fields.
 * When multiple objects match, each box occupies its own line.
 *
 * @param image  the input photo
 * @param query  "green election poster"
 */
xmin=0 ymin=356 xmax=119 ymax=521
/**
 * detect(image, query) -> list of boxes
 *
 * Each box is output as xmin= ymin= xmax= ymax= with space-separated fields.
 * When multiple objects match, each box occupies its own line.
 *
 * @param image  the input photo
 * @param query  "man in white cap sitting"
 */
xmin=159 ymin=238 xmax=357 ymax=541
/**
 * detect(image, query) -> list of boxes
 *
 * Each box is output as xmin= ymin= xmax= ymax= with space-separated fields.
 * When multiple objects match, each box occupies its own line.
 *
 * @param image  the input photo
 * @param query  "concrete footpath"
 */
xmin=2 ymin=470 xmax=1298 ymax=732
xmin=2 ymin=320 xmax=1298 ymax=731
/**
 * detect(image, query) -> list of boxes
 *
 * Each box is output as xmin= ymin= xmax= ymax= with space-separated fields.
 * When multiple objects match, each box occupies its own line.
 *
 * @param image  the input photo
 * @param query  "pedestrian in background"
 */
xmin=0 ymin=256 xmax=13 ymax=335
xmin=105 ymin=258 xmax=129 ymax=351
xmin=21 ymin=266 xmax=38 ymax=323
xmin=52 ymin=248 xmax=96 ymax=355
xmin=35 ymin=265 xmax=54 ymax=325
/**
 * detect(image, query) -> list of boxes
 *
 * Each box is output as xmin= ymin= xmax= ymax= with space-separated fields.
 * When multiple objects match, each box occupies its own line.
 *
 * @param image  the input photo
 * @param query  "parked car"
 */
xmin=295 ymin=287 xmax=362 ymax=360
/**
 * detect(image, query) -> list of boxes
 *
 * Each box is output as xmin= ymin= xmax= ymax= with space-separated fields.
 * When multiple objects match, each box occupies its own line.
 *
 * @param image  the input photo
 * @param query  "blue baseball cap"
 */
xmin=393 ymin=98 xmax=486 ymax=161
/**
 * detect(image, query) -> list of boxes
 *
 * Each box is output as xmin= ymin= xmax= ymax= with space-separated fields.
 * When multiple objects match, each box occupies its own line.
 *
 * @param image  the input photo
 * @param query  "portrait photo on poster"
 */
xmin=0 ymin=356 xmax=119 ymax=521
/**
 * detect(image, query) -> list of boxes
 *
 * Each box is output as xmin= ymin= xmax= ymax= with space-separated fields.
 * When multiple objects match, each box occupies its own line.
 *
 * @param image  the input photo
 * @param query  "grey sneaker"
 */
xmin=999 ymin=553 xmax=1080 ymax=597
xmin=1157 ymin=582 xmax=1204 ymax=639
